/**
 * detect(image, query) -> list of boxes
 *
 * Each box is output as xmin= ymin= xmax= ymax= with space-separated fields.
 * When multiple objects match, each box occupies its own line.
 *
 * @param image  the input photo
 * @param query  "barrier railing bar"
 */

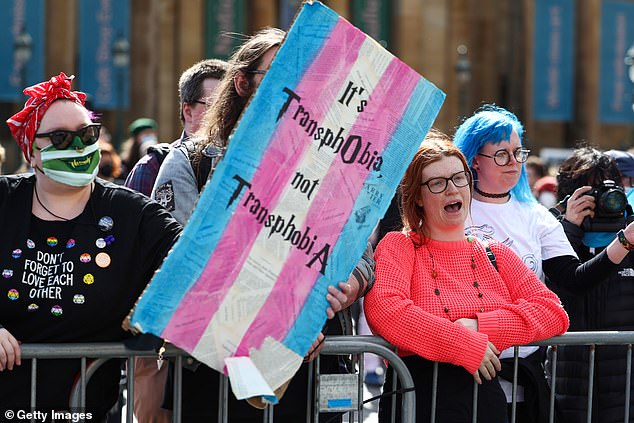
xmin=530 ymin=332 xmax=634 ymax=346
xmin=587 ymin=345 xmax=595 ymax=423
xmin=511 ymin=346 xmax=519 ymax=423
xmin=430 ymin=361 xmax=438 ymax=423
xmin=307 ymin=360 xmax=314 ymax=423
xmin=80 ymin=357 xmax=86 ymax=410
xmin=126 ymin=357 xmax=134 ymax=423
xmin=69 ymin=358 xmax=106 ymax=408
xmin=549 ymin=345 xmax=558 ymax=423
xmin=471 ymin=380 xmax=478 ymax=423
xmin=314 ymin=356 xmax=320 ymax=423
xmin=626 ymin=344 xmax=632 ymax=423
xmin=174 ymin=355 xmax=183 ymax=423
xmin=30 ymin=358 xmax=36 ymax=411
xmin=223 ymin=374 xmax=230 ymax=423
xmin=390 ymin=365 xmax=397 ymax=423
xmin=19 ymin=331 xmax=634 ymax=359
xmin=21 ymin=332 xmax=634 ymax=423
xmin=358 ymin=352 xmax=365 ymax=423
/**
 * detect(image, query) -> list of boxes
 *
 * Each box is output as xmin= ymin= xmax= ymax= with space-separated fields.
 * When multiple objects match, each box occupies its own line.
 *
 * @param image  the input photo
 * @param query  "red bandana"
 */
xmin=6 ymin=72 xmax=87 ymax=162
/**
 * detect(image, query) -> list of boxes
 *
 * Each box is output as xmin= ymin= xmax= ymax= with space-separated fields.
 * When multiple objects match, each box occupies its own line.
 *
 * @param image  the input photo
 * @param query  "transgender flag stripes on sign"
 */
xmin=128 ymin=1 xmax=445 ymax=401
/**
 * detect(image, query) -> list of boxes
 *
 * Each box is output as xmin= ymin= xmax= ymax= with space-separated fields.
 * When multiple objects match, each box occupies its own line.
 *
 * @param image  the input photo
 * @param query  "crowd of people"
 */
xmin=1 ymin=24 xmax=634 ymax=423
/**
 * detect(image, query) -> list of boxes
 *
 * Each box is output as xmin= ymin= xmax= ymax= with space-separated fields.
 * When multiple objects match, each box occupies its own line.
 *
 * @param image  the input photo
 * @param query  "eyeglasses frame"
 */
xmin=477 ymin=147 xmax=530 ymax=166
xmin=421 ymin=170 xmax=472 ymax=194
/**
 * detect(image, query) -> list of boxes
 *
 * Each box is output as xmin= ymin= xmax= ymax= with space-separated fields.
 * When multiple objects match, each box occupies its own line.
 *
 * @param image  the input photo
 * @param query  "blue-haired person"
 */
xmin=454 ymin=105 xmax=633 ymax=423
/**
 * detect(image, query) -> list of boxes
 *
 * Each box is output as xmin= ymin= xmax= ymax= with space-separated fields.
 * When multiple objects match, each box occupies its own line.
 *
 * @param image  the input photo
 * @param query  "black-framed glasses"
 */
xmin=192 ymin=99 xmax=214 ymax=107
xmin=478 ymin=147 xmax=530 ymax=166
xmin=246 ymin=69 xmax=267 ymax=75
xmin=35 ymin=123 xmax=101 ymax=150
xmin=421 ymin=170 xmax=471 ymax=194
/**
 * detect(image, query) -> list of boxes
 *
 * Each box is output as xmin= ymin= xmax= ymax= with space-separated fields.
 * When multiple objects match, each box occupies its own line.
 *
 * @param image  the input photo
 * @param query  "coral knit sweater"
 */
xmin=364 ymin=232 xmax=569 ymax=375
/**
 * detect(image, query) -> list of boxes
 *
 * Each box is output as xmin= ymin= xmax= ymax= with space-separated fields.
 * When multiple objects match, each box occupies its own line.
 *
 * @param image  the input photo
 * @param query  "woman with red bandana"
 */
xmin=0 ymin=73 xmax=182 ymax=417
xmin=0 ymin=74 xmax=353 ymax=419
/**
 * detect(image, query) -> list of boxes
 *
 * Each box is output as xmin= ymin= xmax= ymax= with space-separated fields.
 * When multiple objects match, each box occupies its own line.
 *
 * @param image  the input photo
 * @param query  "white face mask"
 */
xmin=39 ymin=142 xmax=101 ymax=187
xmin=139 ymin=134 xmax=158 ymax=156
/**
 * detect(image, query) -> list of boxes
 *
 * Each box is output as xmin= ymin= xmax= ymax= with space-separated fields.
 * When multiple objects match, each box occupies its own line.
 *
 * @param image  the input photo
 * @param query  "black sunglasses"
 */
xmin=35 ymin=123 xmax=101 ymax=150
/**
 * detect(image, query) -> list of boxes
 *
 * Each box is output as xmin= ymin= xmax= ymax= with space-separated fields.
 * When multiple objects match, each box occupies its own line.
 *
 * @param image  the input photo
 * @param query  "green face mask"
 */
xmin=38 ymin=138 xmax=101 ymax=187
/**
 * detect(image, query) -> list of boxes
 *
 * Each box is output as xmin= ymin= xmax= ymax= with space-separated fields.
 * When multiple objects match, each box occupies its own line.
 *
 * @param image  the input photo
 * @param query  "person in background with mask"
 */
xmin=534 ymin=175 xmax=558 ymax=208
xmin=549 ymin=146 xmax=634 ymax=423
xmin=98 ymin=139 xmax=123 ymax=183
xmin=525 ymin=155 xmax=547 ymax=199
xmin=120 ymin=117 xmax=158 ymax=179
xmin=606 ymin=149 xmax=634 ymax=196
xmin=0 ymin=73 xmax=182 ymax=417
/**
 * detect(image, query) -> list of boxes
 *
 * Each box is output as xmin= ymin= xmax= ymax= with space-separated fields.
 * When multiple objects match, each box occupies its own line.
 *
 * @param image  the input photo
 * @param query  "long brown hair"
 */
xmin=400 ymin=129 xmax=473 ymax=246
xmin=191 ymin=27 xmax=285 ymax=165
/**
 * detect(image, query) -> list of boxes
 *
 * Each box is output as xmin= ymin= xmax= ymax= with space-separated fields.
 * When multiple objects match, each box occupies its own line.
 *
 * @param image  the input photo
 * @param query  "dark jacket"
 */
xmin=0 ymin=174 xmax=181 ymax=416
xmin=546 ymin=214 xmax=634 ymax=423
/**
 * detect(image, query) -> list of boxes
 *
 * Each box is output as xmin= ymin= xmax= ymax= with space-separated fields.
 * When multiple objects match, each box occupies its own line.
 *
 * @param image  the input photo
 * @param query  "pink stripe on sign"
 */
xmin=235 ymin=59 xmax=421 ymax=356
xmin=161 ymin=19 xmax=366 ymax=351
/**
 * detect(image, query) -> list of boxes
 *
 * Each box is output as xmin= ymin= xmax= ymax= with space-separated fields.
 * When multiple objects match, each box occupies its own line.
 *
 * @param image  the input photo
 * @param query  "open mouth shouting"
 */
xmin=444 ymin=200 xmax=463 ymax=213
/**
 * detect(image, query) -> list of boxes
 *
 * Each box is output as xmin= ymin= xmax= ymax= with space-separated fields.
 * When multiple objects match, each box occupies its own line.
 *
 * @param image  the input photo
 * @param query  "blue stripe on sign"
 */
xmin=328 ymin=398 xmax=353 ymax=408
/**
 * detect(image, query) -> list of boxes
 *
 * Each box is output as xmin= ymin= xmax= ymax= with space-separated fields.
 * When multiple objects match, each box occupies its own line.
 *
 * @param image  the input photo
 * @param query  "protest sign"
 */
xmin=128 ymin=1 xmax=445 ymax=402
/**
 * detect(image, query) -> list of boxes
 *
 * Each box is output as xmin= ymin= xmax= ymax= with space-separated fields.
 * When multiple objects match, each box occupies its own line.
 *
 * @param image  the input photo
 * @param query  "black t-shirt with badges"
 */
xmin=0 ymin=175 xmax=181 ymax=415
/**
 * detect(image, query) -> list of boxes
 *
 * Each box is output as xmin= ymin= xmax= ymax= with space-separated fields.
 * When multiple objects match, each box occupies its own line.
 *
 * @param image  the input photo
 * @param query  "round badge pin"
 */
xmin=95 ymin=252 xmax=111 ymax=268
xmin=2 ymin=269 xmax=13 ymax=279
xmin=51 ymin=305 xmax=63 ymax=316
xmin=47 ymin=237 xmax=58 ymax=247
xmin=98 ymin=216 xmax=114 ymax=232
xmin=27 ymin=303 xmax=39 ymax=312
xmin=83 ymin=274 xmax=95 ymax=285
xmin=66 ymin=239 xmax=76 ymax=248
xmin=26 ymin=239 xmax=35 ymax=249
xmin=7 ymin=289 xmax=19 ymax=300
xmin=95 ymin=238 xmax=106 ymax=249
xmin=12 ymin=249 xmax=22 ymax=259
xmin=73 ymin=294 xmax=85 ymax=304
xmin=80 ymin=253 xmax=91 ymax=263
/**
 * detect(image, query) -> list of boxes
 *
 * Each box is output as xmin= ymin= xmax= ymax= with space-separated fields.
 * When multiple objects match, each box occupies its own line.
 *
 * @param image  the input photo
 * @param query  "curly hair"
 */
xmin=556 ymin=145 xmax=622 ymax=205
xmin=453 ymin=104 xmax=535 ymax=203
xmin=401 ymin=129 xmax=473 ymax=246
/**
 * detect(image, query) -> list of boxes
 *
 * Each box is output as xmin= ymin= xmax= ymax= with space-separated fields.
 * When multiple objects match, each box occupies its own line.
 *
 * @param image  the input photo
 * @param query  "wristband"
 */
xmin=617 ymin=230 xmax=634 ymax=251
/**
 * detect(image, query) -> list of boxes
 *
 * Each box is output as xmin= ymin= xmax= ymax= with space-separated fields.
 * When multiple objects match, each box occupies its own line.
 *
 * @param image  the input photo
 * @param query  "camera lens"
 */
xmin=600 ymin=189 xmax=627 ymax=214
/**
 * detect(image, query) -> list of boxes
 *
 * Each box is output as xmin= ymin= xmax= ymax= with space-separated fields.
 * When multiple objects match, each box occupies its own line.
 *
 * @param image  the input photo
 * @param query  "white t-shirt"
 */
xmin=465 ymin=197 xmax=577 ymax=400
xmin=465 ymin=197 xmax=577 ymax=282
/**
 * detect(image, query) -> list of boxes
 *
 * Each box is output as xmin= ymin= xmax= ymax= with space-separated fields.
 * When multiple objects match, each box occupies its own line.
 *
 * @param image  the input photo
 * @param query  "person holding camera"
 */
xmin=548 ymin=146 xmax=634 ymax=423
xmin=454 ymin=106 xmax=631 ymax=423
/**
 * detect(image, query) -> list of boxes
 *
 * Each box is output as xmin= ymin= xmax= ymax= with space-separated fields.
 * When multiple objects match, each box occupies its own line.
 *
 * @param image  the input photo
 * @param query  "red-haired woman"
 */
xmin=364 ymin=130 xmax=569 ymax=423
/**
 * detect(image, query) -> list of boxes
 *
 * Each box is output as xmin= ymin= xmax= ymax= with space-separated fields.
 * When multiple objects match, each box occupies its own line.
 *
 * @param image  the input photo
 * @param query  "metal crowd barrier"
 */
xmin=16 ymin=332 xmax=634 ymax=423
xmin=17 ymin=335 xmax=415 ymax=423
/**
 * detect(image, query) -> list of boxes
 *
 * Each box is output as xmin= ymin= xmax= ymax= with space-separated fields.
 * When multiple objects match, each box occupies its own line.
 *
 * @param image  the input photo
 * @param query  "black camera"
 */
xmin=582 ymin=180 xmax=633 ymax=232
